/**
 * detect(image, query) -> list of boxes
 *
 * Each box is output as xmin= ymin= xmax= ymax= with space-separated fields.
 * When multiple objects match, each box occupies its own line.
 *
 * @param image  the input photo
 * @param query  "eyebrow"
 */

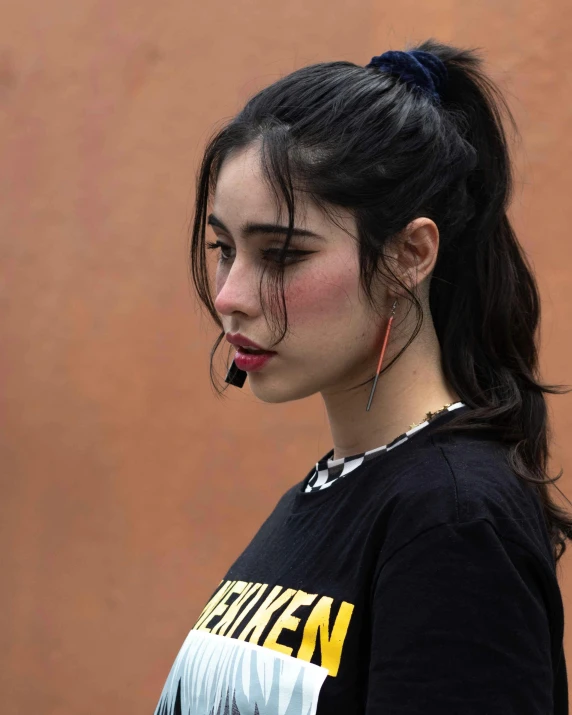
xmin=207 ymin=213 xmax=324 ymax=241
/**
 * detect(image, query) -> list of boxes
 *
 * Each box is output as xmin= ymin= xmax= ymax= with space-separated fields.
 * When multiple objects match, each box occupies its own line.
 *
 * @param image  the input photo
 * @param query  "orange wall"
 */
xmin=1 ymin=1 xmax=571 ymax=712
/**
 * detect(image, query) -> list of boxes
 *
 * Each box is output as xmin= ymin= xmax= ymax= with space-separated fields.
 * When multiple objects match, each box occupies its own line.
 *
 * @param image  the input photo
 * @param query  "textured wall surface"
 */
xmin=1 ymin=1 xmax=571 ymax=712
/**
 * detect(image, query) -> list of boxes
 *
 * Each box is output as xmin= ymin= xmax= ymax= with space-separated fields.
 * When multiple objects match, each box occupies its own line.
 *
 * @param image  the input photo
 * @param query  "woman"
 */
xmin=154 ymin=39 xmax=570 ymax=714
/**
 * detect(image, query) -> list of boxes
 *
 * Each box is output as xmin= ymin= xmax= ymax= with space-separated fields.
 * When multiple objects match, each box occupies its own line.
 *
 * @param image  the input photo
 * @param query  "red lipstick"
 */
xmin=225 ymin=333 xmax=275 ymax=351
xmin=225 ymin=333 xmax=277 ymax=372
xmin=233 ymin=349 xmax=275 ymax=371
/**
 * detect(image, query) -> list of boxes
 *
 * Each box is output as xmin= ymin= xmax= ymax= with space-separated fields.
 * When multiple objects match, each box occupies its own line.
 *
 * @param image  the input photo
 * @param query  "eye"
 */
xmin=206 ymin=240 xmax=234 ymax=261
xmin=206 ymin=241 xmax=314 ymax=265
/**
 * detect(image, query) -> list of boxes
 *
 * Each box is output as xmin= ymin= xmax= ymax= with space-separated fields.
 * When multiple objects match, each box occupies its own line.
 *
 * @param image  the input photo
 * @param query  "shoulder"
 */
xmin=433 ymin=429 xmax=550 ymax=554
xmin=367 ymin=427 xmax=553 ymax=568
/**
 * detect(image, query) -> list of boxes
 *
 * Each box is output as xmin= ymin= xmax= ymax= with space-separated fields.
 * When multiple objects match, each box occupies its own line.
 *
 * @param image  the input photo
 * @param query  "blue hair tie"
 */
xmin=366 ymin=49 xmax=448 ymax=103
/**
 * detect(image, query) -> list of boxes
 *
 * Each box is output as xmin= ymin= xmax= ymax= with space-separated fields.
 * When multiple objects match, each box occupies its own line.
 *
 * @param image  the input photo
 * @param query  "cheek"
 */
xmin=284 ymin=262 xmax=359 ymax=323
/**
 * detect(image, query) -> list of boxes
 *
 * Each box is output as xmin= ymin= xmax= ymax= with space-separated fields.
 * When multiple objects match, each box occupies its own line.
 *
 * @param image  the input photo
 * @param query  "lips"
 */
xmin=234 ymin=348 xmax=276 ymax=371
xmin=225 ymin=333 xmax=276 ymax=353
xmin=239 ymin=347 xmax=268 ymax=354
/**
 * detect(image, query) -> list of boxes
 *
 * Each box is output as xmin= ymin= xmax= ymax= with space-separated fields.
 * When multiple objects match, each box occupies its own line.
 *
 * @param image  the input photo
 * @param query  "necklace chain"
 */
xmin=409 ymin=402 xmax=455 ymax=430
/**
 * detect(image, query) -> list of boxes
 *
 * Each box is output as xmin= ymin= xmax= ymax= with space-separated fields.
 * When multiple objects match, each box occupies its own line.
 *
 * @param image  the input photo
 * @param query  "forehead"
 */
xmin=213 ymin=144 xmax=307 ymax=224
xmin=212 ymin=143 xmax=355 ymax=236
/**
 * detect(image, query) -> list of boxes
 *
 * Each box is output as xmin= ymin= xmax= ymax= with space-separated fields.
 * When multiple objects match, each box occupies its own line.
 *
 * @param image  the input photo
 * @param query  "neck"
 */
xmin=321 ymin=320 xmax=460 ymax=461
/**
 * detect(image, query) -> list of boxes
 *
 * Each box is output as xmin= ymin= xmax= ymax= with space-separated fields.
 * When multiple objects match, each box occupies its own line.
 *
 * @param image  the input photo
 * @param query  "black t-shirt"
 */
xmin=154 ymin=404 xmax=568 ymax=714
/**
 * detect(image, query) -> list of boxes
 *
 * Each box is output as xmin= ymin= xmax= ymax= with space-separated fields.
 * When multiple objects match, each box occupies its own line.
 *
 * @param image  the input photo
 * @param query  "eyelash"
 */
xmin=205 ymin=240 xmax=312 ymax=265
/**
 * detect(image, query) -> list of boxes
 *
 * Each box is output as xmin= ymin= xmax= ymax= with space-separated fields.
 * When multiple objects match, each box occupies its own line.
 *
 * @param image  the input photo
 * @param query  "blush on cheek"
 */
xmin=284 ymin=266 xmax=358 ymax=322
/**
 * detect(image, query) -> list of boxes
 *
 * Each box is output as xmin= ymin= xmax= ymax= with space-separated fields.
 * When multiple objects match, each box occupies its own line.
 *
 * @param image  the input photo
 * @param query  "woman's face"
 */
xmin=210 ymin=143 xmax=391 ymax=403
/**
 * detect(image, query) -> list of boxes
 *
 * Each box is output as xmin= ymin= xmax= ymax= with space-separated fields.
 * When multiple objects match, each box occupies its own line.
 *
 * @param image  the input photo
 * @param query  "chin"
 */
xmin=248 ymin=377 xmax=319 ymax=404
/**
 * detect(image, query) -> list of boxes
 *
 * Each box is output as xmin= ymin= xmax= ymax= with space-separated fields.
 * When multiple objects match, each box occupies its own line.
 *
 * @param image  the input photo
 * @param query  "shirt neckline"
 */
xmin=299 ymin=402 xmax=469 ymax=499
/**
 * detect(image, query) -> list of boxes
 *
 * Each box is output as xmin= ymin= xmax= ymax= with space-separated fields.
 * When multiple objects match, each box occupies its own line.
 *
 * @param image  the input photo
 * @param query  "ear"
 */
xmin=391 ymin=217 xmax=439 ymax=294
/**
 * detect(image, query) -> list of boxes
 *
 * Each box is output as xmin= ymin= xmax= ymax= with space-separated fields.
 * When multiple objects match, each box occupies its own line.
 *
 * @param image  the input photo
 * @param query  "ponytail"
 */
xmin=419 ymin=40 xmax=572 ymax=564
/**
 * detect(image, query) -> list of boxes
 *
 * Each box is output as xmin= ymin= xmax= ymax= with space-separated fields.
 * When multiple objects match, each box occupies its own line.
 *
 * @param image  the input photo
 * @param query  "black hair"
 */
xmin=189 ymin=38 xmax=572 ymax=565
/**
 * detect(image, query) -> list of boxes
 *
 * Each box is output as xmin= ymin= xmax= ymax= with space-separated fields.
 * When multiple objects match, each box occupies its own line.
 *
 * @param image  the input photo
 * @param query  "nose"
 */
xmin=213 ymin=258 xmax=261 ymax=318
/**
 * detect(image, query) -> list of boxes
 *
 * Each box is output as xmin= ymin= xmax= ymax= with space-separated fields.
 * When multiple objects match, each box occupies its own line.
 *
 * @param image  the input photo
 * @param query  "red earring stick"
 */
xmin=366 ymin=299 xmax=398 ymax=412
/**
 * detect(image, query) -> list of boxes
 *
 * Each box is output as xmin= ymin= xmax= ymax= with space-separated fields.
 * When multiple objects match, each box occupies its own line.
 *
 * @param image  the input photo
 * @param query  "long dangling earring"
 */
xmin=366 ymin=298 xmax=398 ymax=412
